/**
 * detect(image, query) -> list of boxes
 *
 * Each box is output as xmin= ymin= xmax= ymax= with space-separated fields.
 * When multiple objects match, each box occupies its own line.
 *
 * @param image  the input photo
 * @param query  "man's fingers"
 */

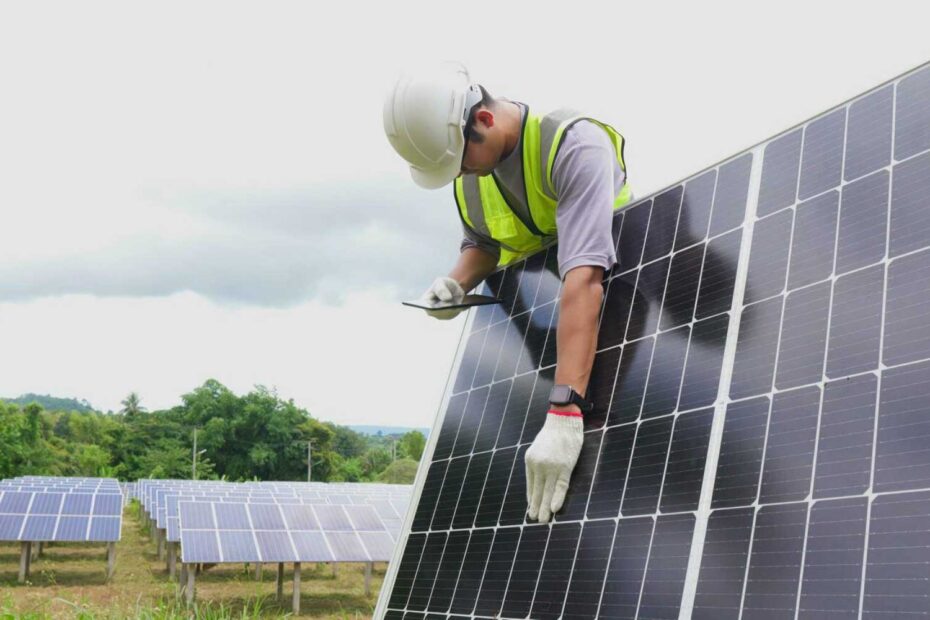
xmin=435 ymin=285 xmax=453 ymax=302
xmin=550 ymin=470 xmax=571 ymax=515
xmin=537 ymin=475 xmax=558 ymax=523
xmin=528 ymin=468 xmax=545 ymax=521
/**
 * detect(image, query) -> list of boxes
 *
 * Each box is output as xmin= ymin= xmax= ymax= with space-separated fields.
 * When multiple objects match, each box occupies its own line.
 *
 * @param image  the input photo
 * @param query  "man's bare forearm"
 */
xmin=448 ymin=247 xmax=499 ymax=292
xmin=554 ymin=266 xmax=604 ymax=402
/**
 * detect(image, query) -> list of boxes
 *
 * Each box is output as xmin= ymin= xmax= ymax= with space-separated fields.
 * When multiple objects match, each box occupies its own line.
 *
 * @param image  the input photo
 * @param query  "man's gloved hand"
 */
xmin=524 ymin=411 xmax=584 ymax=522
xmin=419 ymin=277 xmax=466 ymax=320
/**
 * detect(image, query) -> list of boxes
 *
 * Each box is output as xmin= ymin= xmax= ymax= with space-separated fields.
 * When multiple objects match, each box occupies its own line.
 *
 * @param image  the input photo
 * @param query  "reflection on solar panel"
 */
xmin=376 ymin=62 xmax=930 ymax=619
xmin=179 ymin=501 xmax=395 ymax=563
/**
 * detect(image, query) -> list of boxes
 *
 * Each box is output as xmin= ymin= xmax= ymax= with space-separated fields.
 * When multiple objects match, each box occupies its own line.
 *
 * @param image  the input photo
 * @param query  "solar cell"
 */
xmin=325 ymin=531 xmax=370 ymax=562
xmin=0 ymin=515 xmax=24 ymax=539
xmin=181 ymin=530 xmax=221 ymax=563
xmin=22 ymin=515 xmax=57 ymax=541
xmin=88 ymin=516 xmax=121 ymax=541
xmin=279 ymin=504 xmax=320 ymax=530
xmin=55 ymin=516 xmax=89 ymax=541
xmin=377 ymin=62 xmax=930 ymax=620
xmin=292 ymin=530 xmax=333 ymax=562
xmin=314 ymin=504 xmax=353 ymax=531
xmin=0 ymin=492 xmax=31 ymax=514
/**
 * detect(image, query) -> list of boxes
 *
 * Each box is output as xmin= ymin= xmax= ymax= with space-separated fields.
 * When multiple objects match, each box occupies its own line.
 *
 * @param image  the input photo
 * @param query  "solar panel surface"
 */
xmin=0 ymin=484 xmax=123 ymax=542
xmin=179 ymin=500 xmax=397 ymax=564
xmin=377 ymin=62 xmax=930 ymax=619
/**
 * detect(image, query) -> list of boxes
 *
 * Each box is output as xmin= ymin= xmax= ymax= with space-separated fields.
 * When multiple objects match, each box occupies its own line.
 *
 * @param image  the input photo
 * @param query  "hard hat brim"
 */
xmin=409 ymin=156 xmax=461 ymax=190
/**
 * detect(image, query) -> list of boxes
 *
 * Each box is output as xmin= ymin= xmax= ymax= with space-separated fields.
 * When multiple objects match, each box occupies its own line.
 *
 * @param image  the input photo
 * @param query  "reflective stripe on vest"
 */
xmin=455 ymin=107 xmax=633 ymax=268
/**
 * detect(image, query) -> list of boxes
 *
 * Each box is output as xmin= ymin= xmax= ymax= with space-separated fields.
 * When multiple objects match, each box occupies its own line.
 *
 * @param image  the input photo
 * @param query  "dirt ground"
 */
xmin=0 ymin=504 xmax=384 ymax=619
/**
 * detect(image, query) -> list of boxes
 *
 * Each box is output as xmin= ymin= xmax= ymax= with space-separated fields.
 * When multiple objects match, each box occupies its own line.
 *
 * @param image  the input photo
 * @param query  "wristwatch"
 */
xmin=548 ymin=384 xmax=594 ymax=414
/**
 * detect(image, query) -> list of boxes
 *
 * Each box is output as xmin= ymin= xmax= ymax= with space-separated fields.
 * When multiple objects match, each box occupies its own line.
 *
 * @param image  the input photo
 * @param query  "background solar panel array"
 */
xmin=179 ymin=501 xmax=397 ymax=563
xmin=162 ymin=491 xmax=406 ymax=543
xmin=378 ymin=62 xmax=930 ymax=619
xmin=137 ymin=480 xmax=409 ymax=543
xmin=0 ymin=478 xmax=123 ymax=543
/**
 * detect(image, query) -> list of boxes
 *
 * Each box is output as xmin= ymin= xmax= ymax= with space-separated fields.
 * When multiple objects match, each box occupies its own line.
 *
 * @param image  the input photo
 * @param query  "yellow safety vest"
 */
xmin=454 ymin=107 xmax=633 ymax=267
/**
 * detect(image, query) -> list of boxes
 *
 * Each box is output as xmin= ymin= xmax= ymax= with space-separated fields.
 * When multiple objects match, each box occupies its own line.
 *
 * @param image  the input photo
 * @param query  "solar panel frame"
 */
xmin=375 ymin=61 xmax=930 ymax=620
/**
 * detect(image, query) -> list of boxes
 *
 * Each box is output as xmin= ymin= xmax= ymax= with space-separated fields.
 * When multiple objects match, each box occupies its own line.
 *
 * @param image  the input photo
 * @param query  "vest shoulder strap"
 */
xmin=538 ymin=108 xmax=628 ymax=199
xmin=537 ymin=108 xmax=583 ymax=200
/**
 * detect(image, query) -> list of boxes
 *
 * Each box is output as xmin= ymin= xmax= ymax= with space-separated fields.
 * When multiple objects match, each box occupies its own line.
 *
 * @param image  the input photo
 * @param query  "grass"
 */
xmin=0 ymin=503 xmax=385 ymax=619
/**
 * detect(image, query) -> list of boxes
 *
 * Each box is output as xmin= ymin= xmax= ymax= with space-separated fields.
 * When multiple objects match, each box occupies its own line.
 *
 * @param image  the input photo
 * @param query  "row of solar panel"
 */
xmin=0 ymin=491 xmax=123 ymax=542
xmin=178 ymin=501 xmax=397 ymax=563
xmin=0 ymin=491 xmax=123 ymax=516
xmin=166 ymin=499 xmax=405 ymax=543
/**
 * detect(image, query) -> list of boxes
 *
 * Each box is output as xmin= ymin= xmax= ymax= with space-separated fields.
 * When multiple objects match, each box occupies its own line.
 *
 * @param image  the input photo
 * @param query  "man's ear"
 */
xmin=475 ymin=109 xmax=494 ymax=129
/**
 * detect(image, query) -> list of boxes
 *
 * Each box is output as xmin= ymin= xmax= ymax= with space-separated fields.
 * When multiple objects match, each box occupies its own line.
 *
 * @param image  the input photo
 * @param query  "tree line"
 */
xmin=0 ymin=379 xmax=426 ymax=484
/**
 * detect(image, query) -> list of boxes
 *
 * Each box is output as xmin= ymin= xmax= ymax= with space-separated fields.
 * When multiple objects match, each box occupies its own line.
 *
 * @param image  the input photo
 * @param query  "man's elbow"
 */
xmin=562 ymin=265 xmax=605 ymax=302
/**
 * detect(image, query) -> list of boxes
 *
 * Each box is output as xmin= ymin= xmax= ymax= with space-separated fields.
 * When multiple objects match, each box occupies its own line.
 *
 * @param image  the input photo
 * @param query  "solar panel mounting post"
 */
xmin=365 ymin=561 xmax=372 ymax=596
xmin=167 ymin=541 xmax=177 ymax=579
xmin=185 ymin=563 xmax=195 ymax=606
xmin=277 ymin=562 xmax=284 ymax=600
xmin=106 ymin=542 xmax=116 ymax=581
xmin=18 ymin=542 xmax=31 ymax=583
xmin=293 ymin=562 xmax=302 ymax=615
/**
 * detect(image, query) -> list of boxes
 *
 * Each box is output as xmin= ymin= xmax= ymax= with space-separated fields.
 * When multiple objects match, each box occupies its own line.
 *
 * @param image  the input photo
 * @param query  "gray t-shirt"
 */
xmin=460 ymin=103 xmax=626 ymax=279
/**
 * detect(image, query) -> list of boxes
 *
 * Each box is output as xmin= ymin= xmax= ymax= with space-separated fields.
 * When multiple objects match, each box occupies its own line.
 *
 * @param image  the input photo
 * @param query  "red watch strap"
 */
xmin=548 ymin=409 xmax=583 ymax=418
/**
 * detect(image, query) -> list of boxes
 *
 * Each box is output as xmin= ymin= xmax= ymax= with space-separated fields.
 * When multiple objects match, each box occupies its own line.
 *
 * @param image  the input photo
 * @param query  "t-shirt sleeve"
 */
xmin=460 ymin=224 xmax=502 ymax=261
xmin=551 ymin=120 xmax=624 ymax=279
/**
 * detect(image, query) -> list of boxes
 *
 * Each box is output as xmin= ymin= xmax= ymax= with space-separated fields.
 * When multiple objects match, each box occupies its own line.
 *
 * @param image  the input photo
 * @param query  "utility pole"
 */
xmin=192 ymin=429 xmax=197 ymax=480
xmin=307 ymin=441 xmax=313 ymax=482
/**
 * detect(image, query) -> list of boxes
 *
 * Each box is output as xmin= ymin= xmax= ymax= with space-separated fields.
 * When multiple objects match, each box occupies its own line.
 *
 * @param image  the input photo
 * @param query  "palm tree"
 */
xmin=120 ymin=392 xmax=146 ymax=417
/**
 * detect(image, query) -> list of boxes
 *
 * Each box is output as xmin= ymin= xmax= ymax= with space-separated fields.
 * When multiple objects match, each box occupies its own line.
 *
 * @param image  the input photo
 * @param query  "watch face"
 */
xmin=549 ymin=384 xmax=572 ymax=405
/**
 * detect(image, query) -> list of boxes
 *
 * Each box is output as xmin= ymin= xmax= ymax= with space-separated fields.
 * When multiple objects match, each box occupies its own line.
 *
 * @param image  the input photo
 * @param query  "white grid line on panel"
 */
xmin=857 ymin=68 xmax=899 ymax=620
xmin=210 ymin=502 xmax=221 ymax=563
xmin=678 ymin=143 xmax=765 ymax=619
xmin=243 ymin=498 xmax=260 ymax=565
xmin=792 ymin=91 xmax=851 ymax=620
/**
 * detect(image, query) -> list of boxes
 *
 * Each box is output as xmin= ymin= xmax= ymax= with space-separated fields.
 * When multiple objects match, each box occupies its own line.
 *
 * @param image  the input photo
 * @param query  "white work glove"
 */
xmin=419 ymin=277 xmax=466 ymax=320
xmin=524 ymin=411 xmax=584 ymax=523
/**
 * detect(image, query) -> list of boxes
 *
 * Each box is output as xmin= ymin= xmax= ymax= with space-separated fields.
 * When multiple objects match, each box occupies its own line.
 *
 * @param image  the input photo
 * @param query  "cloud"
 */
xmin=0 ymin=290 xmax=463 ymax=427
xmin=0 ymin=177 xmax=465 ymax=307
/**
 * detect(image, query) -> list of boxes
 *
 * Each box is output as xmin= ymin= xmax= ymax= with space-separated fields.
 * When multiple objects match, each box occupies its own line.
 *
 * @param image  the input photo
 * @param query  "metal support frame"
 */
xmin=365 ymin=562 xmax=373 ymax=597
xmin=277 ymin=562 xmax=284 ymax=600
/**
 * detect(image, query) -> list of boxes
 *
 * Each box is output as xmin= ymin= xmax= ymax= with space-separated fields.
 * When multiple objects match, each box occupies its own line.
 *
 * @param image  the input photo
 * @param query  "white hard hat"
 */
xmin=382 ymin=62 xmax=484 ymax=190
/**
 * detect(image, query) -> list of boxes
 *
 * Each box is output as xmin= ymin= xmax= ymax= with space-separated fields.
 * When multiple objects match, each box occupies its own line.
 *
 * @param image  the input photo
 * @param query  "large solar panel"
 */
xmin=376 ymin=61 xmax=930 ymax=619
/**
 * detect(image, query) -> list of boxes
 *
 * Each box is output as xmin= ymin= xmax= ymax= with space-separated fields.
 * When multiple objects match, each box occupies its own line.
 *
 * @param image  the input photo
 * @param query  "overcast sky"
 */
xmin=0 ymin=0 xmax=926 ymax=428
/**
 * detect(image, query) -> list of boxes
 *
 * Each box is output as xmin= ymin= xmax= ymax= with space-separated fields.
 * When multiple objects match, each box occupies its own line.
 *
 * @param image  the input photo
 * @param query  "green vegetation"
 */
xmin=1 ymin=394 xmax=95 ymax=414
xmin=0 ymin=380 xmax=424 ymax=483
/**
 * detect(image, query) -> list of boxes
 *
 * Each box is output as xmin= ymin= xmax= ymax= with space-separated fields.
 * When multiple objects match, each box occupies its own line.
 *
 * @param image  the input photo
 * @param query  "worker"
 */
xmin=382 ymin=63 xmax=632 ymax=523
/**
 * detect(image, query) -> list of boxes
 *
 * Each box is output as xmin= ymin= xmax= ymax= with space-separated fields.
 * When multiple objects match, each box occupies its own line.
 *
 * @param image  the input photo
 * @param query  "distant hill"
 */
xmin=1 ymin=393 xmax=96 ymax=413
xmin=349 ymin=424 xmax=430 ymax=438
